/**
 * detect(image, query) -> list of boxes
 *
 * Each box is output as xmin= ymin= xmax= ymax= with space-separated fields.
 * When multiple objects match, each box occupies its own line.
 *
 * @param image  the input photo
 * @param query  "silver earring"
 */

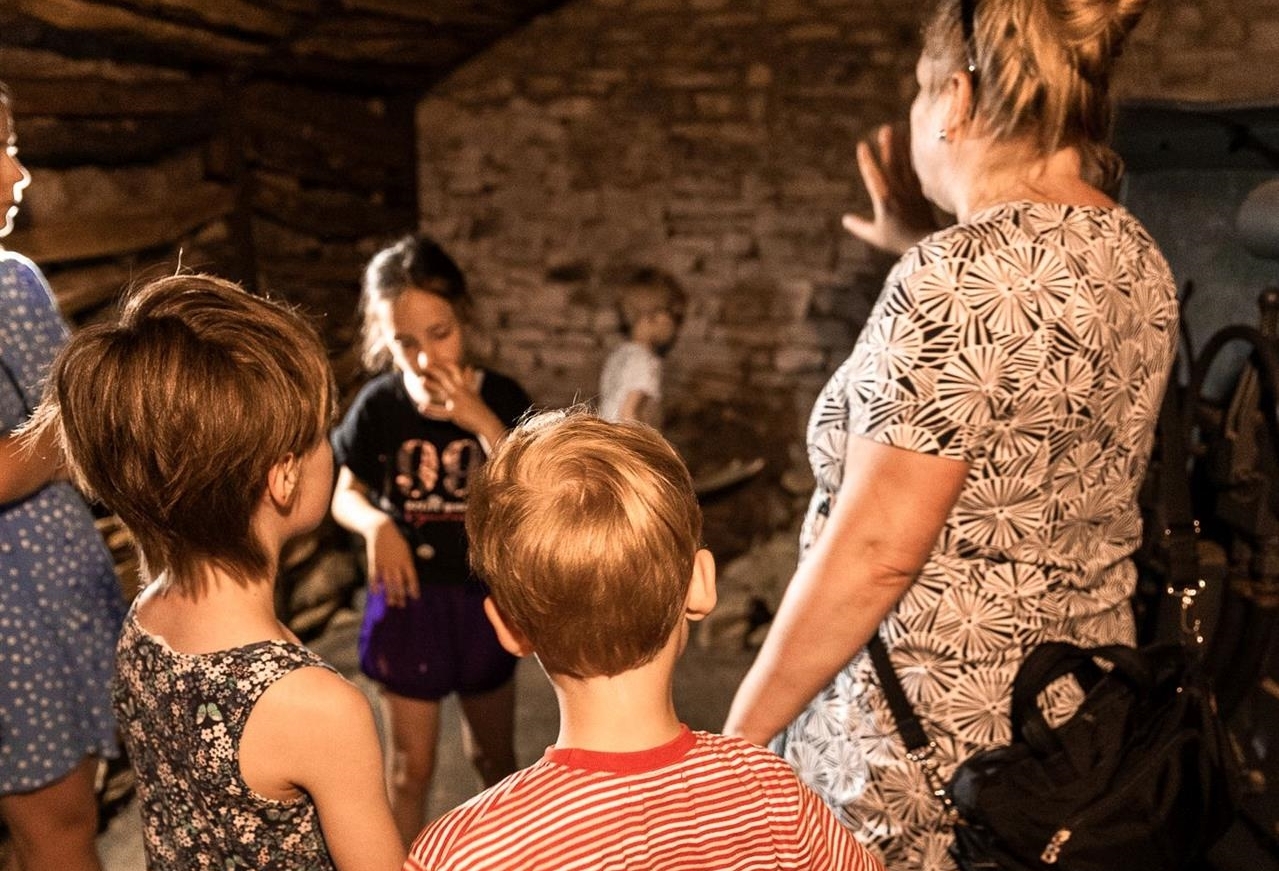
xmin=938 ymin=129 xmax=948 ymax=141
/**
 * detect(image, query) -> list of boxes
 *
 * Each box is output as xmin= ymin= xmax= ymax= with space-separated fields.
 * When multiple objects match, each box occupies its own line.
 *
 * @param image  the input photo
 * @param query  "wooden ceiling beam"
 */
xmin=4 ymin=0 xmax=568 ymax=89
xmin=335 ymin=0 xmax=521 ymax=27
xmin=288 ymin=18 xmax=480 ymax=66
xmin=12 ymin=0 xmax=270 ymax=63
xmin=5 ymin=77 xmax=221 ymax=116
xmin=255 ymin=0 xmax=324 ymax=14
xmin=97 ymin=0 xmax=298 ymax=39
xmin=0 ymin=46 xmax=192 ymax=85
xmin=19 ymin=115 xmax=219 ymax=166
xmin=252 ymin=173 xmax=413 ymax=240
xmin=6 ymin=183 xmax=234 ymax=264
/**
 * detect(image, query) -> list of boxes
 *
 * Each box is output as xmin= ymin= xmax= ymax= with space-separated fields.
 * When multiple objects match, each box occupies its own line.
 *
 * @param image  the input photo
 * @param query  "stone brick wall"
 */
xmin=416 ymin=0 xmax=1279 ymax=555
xmin=1118 ymin=0 xmax=1279 ymax=103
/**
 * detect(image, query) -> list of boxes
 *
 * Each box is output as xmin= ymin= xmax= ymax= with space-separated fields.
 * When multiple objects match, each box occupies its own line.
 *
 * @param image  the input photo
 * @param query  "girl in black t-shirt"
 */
xmin=331 ymin=235 xmax=531 ymax=846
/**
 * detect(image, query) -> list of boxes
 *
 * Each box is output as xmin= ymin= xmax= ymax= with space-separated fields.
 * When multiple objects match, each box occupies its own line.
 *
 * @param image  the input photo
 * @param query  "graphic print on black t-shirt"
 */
xmin=332 ymin=368 xmax=532 ymax=583
xmin=394 ymin=434 xmax=482 ymax=517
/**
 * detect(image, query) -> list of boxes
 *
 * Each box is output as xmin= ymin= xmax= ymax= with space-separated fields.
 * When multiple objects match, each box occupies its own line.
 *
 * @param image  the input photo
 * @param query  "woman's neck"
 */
xmin=951 ymin=141 xmax=1114 ymax=221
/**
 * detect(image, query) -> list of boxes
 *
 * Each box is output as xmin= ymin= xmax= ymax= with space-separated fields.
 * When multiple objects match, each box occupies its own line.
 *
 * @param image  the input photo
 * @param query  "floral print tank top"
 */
xmin=114 ymin=608 xmax=340 ymax=871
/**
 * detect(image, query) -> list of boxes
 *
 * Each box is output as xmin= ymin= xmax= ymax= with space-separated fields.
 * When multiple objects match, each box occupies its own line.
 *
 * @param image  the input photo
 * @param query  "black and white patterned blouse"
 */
xmin=779 ymin=201 xmax=1178 ymax=870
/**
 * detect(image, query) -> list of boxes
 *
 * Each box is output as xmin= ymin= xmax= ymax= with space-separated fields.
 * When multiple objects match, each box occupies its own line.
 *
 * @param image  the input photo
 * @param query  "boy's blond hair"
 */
xmin=28 ymin=274 xmax=334 ymax=595
xmin=467 ymin=410 xmax=701 ymax=679
xmin=616 ymin=268 xmax=686 ymax=337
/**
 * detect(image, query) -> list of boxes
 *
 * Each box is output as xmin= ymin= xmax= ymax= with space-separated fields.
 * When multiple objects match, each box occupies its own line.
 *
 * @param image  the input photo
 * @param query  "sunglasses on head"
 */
xmin=959 ymin=0 xmax=980 ymax=114
xmin=960 ymin=0 xmax=980 ymax=82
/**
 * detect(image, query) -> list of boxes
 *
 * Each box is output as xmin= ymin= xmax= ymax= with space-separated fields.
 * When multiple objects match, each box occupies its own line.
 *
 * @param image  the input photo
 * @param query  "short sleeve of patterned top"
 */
xmin=784 ymin=202 xmax=1178 ymax=869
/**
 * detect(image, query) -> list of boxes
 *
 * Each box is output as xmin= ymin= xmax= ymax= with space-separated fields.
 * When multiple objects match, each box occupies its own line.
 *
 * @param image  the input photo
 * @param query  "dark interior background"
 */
xmin=4 ymin=0 xmax=1279 ymax=863
xmin=3 ymin=0 xmax=1276 ymax=562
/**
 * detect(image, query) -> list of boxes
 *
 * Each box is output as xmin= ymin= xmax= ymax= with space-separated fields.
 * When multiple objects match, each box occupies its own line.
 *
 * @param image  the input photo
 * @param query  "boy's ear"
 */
xmin=483 ymin=596 xmax=534 ymax=658
xmin=684 ymin=548 xmax=717 ymax=622
xmin=266 ymin=454 xmax=300 ymax=508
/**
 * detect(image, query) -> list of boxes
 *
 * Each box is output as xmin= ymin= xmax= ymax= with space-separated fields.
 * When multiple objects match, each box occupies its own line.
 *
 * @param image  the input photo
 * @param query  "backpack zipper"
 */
xmin=1041 ymin=828 xmax=1071 ymax=864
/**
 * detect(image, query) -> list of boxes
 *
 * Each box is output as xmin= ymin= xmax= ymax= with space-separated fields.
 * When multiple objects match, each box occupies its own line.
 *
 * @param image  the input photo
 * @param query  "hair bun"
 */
xmin=1047 ymin=0 xmax=1150 ymax=81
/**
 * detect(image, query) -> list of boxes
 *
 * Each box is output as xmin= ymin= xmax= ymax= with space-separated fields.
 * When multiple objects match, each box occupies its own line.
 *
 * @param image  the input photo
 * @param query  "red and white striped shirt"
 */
xmin=404 ymin=726 xmax=882 ymax=871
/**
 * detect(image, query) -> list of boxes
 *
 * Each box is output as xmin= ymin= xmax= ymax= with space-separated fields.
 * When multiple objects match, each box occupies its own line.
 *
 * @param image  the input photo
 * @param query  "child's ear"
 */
xmin=266 ymin=454 xmax=300 ymax=508
xmin=684 ymin=548 xmax=717 ymax=622
xmin=483 ymin=596 xmax=534 ymax=658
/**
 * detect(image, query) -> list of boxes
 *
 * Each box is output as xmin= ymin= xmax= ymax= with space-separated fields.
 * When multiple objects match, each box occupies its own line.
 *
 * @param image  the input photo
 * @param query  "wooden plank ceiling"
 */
xmin=1 ymin=0 xmax=566 ymax=89
xmin=0 ymin=0 xmax=566 ymax=368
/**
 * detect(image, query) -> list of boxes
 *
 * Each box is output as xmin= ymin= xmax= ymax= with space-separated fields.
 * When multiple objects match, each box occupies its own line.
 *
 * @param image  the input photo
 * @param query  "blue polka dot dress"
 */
xmin=0 ymin=251 xmax=125 ymax=795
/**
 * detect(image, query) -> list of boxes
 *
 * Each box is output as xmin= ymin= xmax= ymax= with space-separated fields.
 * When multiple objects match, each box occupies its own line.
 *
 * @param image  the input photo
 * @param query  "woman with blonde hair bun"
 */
xmin=725 ymin=0 xmax=1172 ymax=867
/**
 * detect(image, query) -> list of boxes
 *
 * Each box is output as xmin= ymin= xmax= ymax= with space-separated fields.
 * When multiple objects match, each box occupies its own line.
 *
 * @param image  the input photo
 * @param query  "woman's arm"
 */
xmin=723 ymin=435 xmax=969 ymax=746
xmin=0 ymin=426 xmax=63 ymax=506
xmin=330 ymin=465 xmax=419 ymax=607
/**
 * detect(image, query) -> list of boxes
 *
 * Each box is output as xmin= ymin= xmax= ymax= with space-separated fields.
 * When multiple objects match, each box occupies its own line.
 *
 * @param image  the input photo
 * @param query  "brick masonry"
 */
xmin=416 ymin=0 xmax=1279 ymax=555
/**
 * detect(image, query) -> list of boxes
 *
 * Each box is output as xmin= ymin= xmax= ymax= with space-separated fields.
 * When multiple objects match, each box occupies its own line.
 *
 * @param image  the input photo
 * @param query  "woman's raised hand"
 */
xmin=841 ymin=124 xmax=938 ymax=256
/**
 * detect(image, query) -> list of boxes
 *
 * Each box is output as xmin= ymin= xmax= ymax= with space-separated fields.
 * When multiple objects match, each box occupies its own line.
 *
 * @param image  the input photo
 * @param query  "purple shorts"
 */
xmin=358 ymin=581 xmax=517 ymax=701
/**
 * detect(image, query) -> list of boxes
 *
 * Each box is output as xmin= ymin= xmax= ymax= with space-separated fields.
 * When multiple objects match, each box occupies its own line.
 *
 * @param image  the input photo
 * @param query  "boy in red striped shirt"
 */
xmin=402 ymin=410 xmax=883 ymax=871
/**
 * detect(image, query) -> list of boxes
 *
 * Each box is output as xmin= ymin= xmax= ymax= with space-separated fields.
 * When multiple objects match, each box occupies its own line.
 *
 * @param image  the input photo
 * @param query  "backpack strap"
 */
xmin=866 ymin=632 xmax=958 ymax=821
xmin=1154 ymin=376 xmax=1205 ymax=646
xmin=867 ymin=633 xmax=930 ymax=754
